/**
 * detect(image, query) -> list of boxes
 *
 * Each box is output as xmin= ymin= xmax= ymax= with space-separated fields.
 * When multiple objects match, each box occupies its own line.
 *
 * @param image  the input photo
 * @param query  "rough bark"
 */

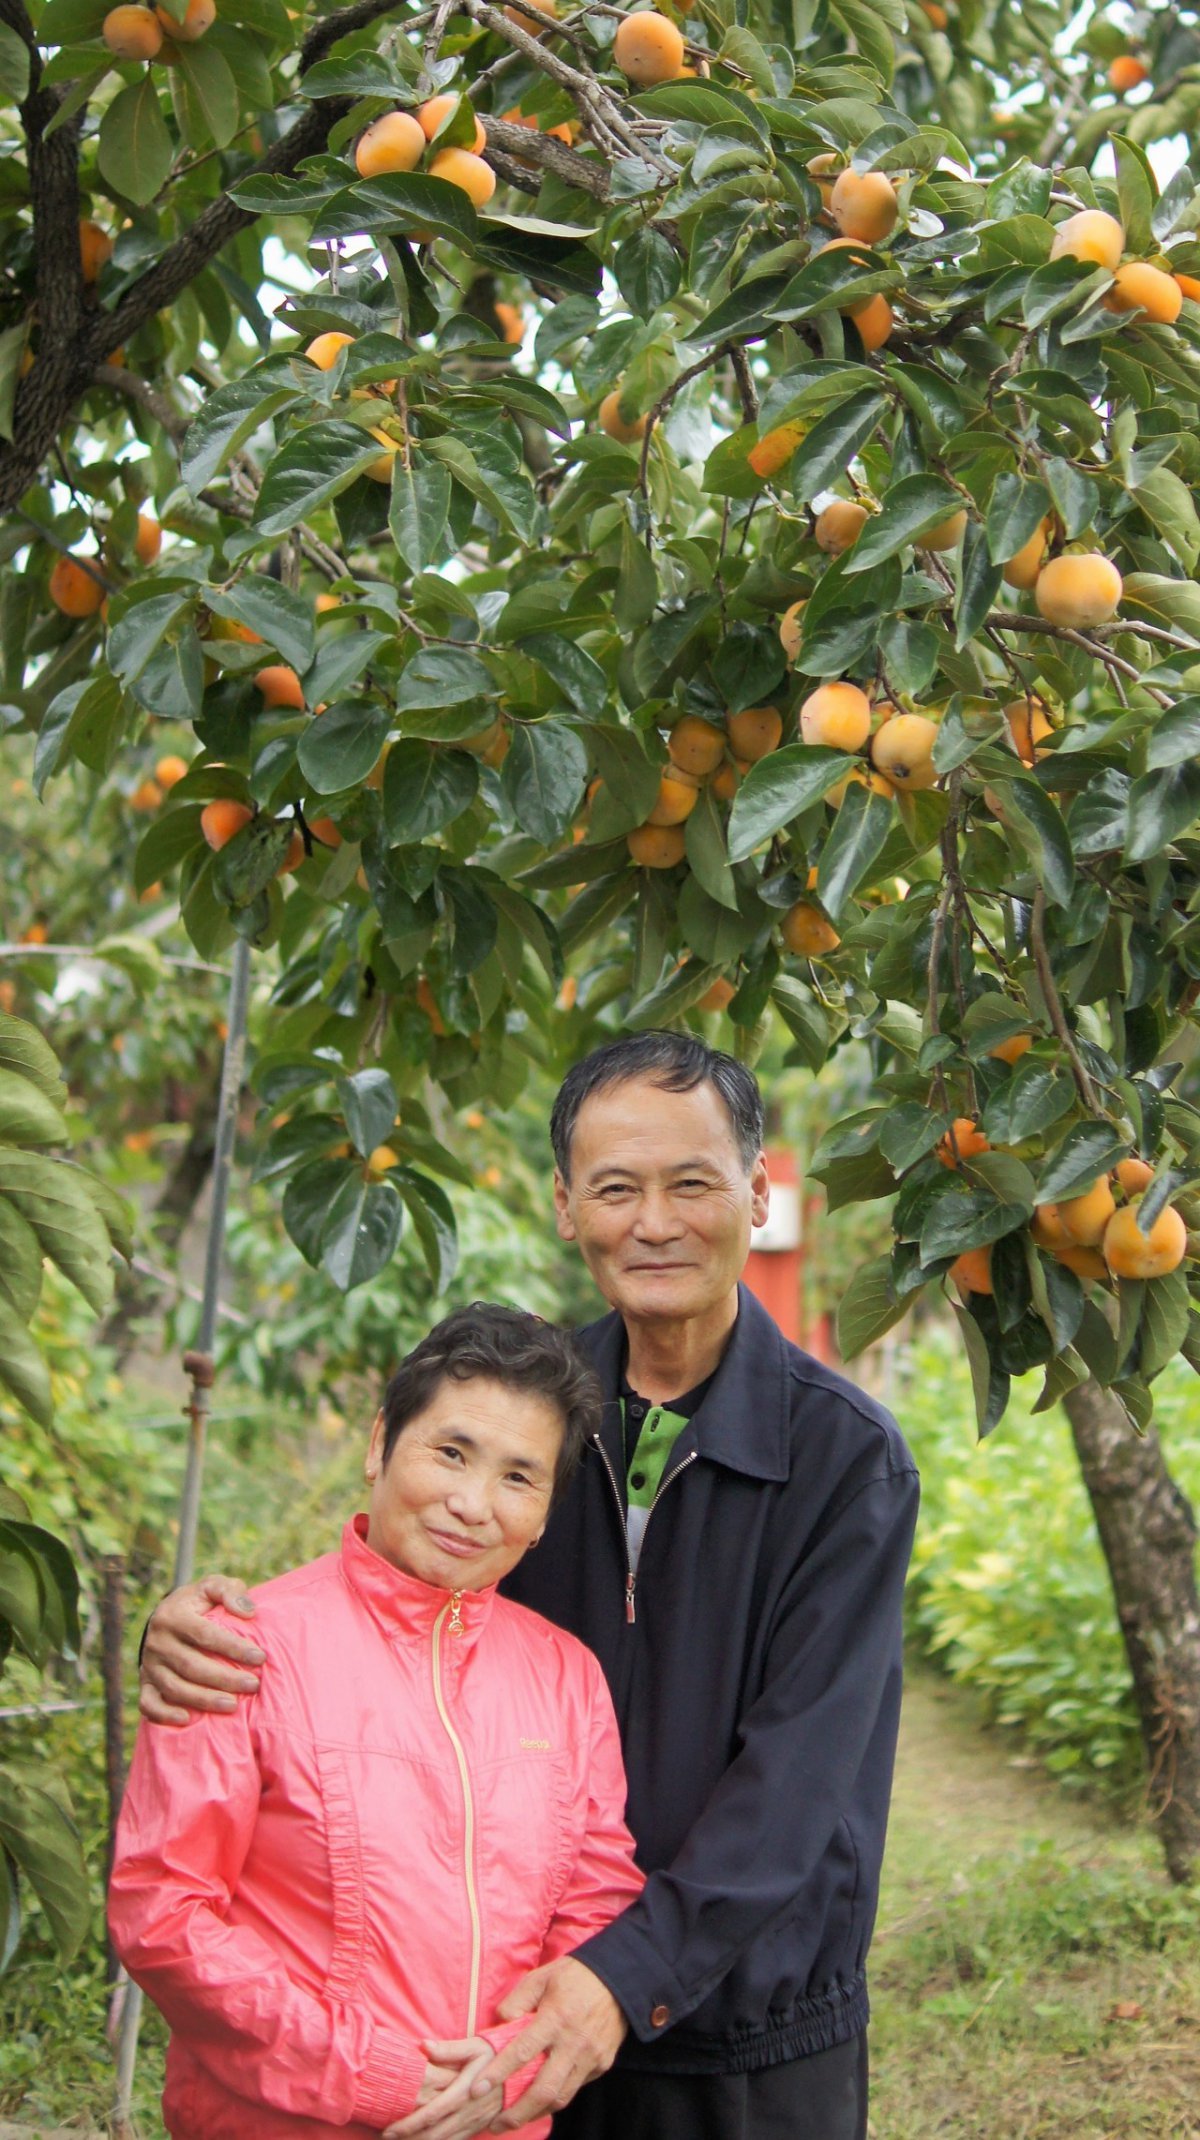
xmin=1063 ymin=1376 xmax=1200 ymax=1883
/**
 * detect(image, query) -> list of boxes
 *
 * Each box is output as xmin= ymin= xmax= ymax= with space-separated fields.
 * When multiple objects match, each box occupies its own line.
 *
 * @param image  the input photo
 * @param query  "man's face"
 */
xmin=553 ymin=1076 xmax=769 ymax=1326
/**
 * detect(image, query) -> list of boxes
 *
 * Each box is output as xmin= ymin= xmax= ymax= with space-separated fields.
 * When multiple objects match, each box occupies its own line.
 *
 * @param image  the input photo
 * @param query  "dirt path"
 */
xmin=871 ymin=1666 xmax=1200 ymax=2139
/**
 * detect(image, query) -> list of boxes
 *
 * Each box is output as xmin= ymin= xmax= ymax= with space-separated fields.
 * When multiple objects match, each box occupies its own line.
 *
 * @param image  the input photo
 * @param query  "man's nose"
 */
xmin=632 ymin=1189 xmax=683 ymax=1238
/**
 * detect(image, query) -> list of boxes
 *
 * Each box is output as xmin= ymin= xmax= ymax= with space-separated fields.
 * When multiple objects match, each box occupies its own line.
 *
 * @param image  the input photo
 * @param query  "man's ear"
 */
xmin=553 ymin=1168 xmax=576 ymax=1242
xmin=749 ymin=1151 xmax=770 ymax=1231
xmin=365 ymin=1408 xmax=385 ymax=1481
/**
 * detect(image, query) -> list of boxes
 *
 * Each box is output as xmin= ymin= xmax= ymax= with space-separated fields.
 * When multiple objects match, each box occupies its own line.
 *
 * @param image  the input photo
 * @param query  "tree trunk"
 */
xmin=1063 ymin=1376 xmax=1200 ymax=1882
xmin=100 ymin=1083 xmax=220 ymax=1362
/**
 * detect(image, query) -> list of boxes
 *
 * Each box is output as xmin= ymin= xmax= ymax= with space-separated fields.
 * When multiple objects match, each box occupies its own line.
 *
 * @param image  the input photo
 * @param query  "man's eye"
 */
xmin=439 ymin=1444 xmax=464 ymax=1462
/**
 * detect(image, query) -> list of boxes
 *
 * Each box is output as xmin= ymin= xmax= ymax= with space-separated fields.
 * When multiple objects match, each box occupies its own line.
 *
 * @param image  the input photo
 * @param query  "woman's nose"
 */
xmin=446 ymin=1478 xmax=491 ymax=1524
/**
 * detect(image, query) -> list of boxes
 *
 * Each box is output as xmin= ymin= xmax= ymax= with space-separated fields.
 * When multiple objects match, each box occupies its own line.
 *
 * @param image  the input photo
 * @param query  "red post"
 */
xmin=742 ymin=1146 xmax=803 ymax=1344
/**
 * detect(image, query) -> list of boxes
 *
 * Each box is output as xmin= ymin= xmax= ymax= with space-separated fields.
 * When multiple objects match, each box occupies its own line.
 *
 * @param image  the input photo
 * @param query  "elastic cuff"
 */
xmin=352 ymin=2030 xmax=430 ymax=2125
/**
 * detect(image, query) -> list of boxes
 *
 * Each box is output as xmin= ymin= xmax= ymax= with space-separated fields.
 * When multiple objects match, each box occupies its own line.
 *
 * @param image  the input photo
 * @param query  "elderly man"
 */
xmin=141 ymin=1032 xmax=918 ymax=2140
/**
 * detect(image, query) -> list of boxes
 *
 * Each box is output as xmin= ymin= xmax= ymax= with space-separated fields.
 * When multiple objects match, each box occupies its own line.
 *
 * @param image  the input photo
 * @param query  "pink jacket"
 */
xmin=110 ymin=1516 xmax=643 ymax=2137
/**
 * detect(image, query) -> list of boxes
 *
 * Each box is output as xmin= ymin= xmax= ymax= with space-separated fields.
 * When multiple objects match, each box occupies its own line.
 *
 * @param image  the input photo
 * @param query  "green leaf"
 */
xmin=518 ymin=635 xmax=609 ymax=718
xmin=181 ymin=368 xmax=300 ymax=493
xmin=381 ymin=738 xmax=478 ymax=843
xmin=579 ymin=722 xmax=660 ymax=829
xmin=1144 ymin=699 xmax=1200 ymax=772
xmin=0 ymin=1067 xmax=69 ymax=1146
xmin=320 ymin=173 xmax=481 ymax=252
xmin=836 ymin=1256 xmax=909 ymax=1358
xmin=878 ymin=1104 xmax=945 ymax=1172
xmin=389 ymin=456 xmax=452 ymax=575
xmin=985 ymin=471 xmax=1050 ymax=564
xmin=816 ymin=785 xmax=894 ymax=921
xmin=98 ymin=76 xmax=173 ymax=206
xmin=770 ymin=978 xmax=830 ymax=1073
xmin=1125 ymin=762 xmax=1200 ymax=862
xmin=1002 ymin=774 xmax=1075 ymax=907
xmin=396 ymin=647 xmax=492 ymax=713
xmin=336 ymin=1069 xmax=396 ymax=1160
xmin=296 ymin=701 xmax=392 ymax=795
xmin=0 ymin=1195 xmax=43 ymax=1323
xmin=727 ymin=745 xmax=850 ymax=861
xmin=502 ymin=721 xmax=587 ymax=846
xmin=281 ymin=1156 xmax=358 ymax=1267
xmin=1132 ymin=467 xmax=1200 ymax=573
xmin=1037 ymin=1123 xmax=1129 ymax=1203
xmin=0 ymin=1151 xmax=114 ymax=1313
xmin=0 ymin=26 xmax=28 ymax=110
xmin=920 ymin=1183 xmax=1028 ymax=1261
xmin=299 ymin=53 xmax=419 ymax=96
xmin=951 ymin=1301 xmax=1010 ymax=1438
xmin=107 ymin=590 xmax=192 ymax=691
xmin=255 ymin=422 xmax=390 ymax=538
xmin=684 ymin=785 xmax=739 ymax=911
xmin=0 ymin=1302 xmax=53 ymax=1426
xmin=614 ymin=226 xmax=681 ymax=316
xmin=207 ymin=578 xmax=316 ymax=674
xmin=788 ymin=390 xmax=887 ymax=508
xmin=175 ymin=36 xmax=239 ymax=147
xmin=1044 ymin=456 xmax=1101 ymax=542
xmin=0 ymin=1770 xmax=89 ymax=1963
xmin=1113 ymin=134 xmax=1156 ymax=254
xmin=984 ymin=1060 xmax=1075 ymax=1144
xmin=1139 ymin=1270 xmax=1191 ymax=1377
xmin=627 ymin=958 xmax=726 ymax=1030
xmin=842 ymin=475 xmax=965 ymax=574
xmin=395 ymin=1167 xmax=458 ymax=1294
xmin=955 ymin=522 xmax=1003 ymax=650
xmin=0 ymin=1017 xmax=63 ymax=1104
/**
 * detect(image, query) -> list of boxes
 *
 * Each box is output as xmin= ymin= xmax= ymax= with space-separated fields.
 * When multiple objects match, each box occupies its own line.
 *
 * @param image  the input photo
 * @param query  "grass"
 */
xmin=871 ymin=1668 xmax=1200 ymax=2138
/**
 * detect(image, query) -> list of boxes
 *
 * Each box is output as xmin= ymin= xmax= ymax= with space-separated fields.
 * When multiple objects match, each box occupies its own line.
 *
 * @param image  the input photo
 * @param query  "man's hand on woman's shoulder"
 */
xmin=139 ymin=1574 xmax=266 ymax=1724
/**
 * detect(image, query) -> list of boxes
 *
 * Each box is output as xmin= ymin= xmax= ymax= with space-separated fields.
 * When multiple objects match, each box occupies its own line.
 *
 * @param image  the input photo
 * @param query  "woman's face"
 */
xmin=365 ymin=1375 xmax=564 ymax=1591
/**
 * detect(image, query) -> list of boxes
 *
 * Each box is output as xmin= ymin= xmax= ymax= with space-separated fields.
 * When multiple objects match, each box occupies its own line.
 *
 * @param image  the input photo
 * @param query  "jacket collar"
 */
xmin=340 ymin=1515 xmax=497 ymax=1650
xmin=581 ymin=1283 xmax=791 ymax=1484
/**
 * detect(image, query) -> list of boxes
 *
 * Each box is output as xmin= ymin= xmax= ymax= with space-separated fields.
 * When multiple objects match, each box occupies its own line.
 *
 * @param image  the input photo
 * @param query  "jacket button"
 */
xmin=650 ymin=2004 xmax=670 ymax=2028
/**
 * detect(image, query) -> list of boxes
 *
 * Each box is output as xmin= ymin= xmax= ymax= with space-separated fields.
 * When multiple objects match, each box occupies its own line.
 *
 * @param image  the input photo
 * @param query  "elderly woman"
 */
xmin=110 ymin=1304 xmax=643 ymax=2138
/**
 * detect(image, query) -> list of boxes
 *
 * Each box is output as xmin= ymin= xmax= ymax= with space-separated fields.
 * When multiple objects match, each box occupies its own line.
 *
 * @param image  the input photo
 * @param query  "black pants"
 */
xmin=551 ymin=2033 xmax=868 ymax=2140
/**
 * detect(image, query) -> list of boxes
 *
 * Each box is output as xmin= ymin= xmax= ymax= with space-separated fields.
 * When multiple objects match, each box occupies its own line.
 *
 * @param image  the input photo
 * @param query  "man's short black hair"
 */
xmin=549 ymin=1031 xmax=765 ymax=1184
xmin=381 ymin=1303 xmax=601 ymax=1500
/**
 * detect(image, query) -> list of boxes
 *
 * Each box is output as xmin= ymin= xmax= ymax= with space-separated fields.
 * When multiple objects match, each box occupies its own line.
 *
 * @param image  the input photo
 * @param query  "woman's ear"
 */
xmin=365 ymin=1408 xmax=386 ymax=1481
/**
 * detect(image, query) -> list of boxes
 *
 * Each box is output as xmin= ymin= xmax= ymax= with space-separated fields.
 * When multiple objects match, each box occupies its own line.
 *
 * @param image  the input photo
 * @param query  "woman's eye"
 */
xmin=438 ymin=1444 xmax=464 ymax=1462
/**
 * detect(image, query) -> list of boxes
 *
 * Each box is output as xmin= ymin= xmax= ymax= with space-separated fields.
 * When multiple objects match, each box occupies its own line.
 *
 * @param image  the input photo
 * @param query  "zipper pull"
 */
xmin=625 ymin=1573 xmax=636 ymax=1625
xmin=448 ymin=1590 xmax=464 ymax=1637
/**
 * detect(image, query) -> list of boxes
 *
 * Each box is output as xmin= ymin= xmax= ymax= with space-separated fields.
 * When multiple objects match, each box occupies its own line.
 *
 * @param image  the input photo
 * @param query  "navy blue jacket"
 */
xmin=502 ymin=1284 xmax=919 ymax=2074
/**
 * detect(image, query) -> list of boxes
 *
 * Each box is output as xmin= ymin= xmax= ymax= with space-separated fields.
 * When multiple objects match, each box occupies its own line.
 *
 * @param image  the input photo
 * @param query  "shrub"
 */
xmin=899 ymin=1330 xmax=1200 ymax=1796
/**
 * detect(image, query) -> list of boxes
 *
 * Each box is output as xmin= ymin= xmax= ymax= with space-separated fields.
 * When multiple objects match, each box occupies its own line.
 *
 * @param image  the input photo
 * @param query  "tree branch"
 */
xmin=1030 ymin=886 xmax=1102 ymax=1114
xmin=482 ymin=114 xmax=609 ymax=197
xmin=93 ymin=364 xmax=190 ymax=442
xmin=2 ymin=0 xmax=88 ymax=498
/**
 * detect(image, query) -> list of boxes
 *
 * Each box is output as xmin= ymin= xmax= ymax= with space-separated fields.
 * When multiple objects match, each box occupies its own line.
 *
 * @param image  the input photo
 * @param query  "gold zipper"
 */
xmin=591 ymin=1433 xmax=697 ymax=1625
xmin=431 ymin=1599 xmax=481 ymax=2033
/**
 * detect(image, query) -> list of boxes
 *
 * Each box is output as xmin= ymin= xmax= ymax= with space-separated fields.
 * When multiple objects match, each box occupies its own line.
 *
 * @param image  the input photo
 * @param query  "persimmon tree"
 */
xmin=3 ymin=0 xmax=1200 ymax=1867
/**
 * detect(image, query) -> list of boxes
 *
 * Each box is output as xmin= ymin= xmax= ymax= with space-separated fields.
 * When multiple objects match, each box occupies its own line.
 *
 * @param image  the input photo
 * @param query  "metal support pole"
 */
xmin=111 ymin=933 xmax=252 ymax=2134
